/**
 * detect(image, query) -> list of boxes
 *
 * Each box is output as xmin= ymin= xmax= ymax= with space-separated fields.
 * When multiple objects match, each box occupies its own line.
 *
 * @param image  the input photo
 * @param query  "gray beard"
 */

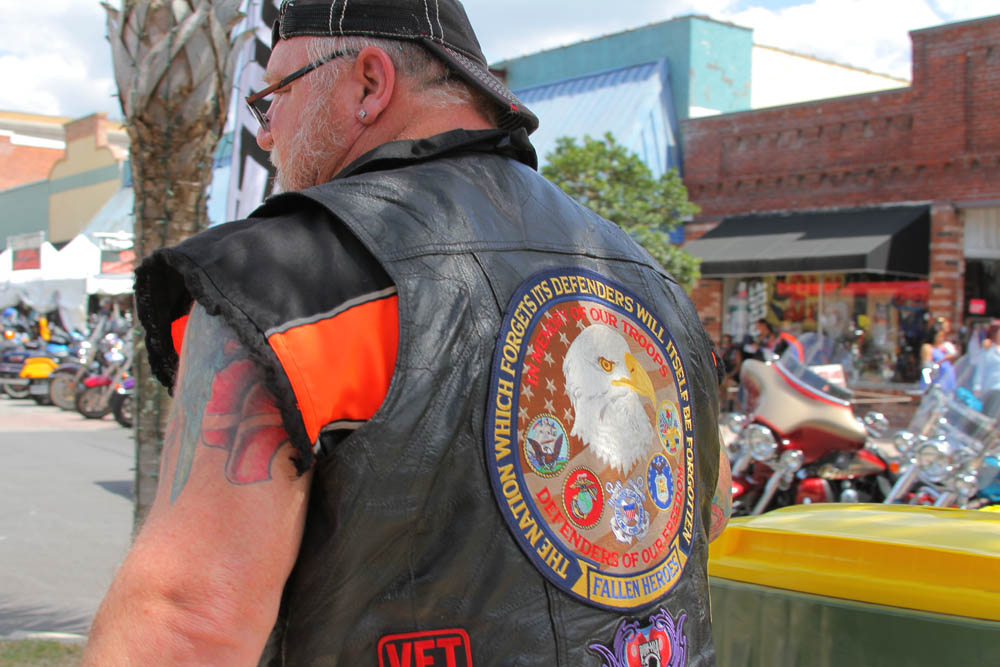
xmin=273 ymin=102 xmax=345 ymax=192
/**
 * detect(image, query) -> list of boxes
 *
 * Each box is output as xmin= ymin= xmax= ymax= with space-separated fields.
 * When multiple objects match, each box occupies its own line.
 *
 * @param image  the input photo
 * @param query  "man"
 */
xmin=85 ymin=1 xmax=729 ymax=664
xmin=752 ymin=318 xmax=804 ymax=362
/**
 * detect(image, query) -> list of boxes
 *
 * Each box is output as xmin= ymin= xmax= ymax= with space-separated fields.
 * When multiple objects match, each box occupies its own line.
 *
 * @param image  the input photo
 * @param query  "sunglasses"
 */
xmin=245 ymin=49 xmax=358 ymax=132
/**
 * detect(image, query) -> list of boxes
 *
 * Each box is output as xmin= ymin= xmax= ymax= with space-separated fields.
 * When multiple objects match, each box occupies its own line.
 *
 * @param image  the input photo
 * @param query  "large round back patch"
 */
xmin=485 ymin=268 xmax=698 ymax=611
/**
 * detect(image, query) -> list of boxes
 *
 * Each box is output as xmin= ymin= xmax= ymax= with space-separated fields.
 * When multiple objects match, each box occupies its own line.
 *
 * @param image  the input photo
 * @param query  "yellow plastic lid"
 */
xmin=708 ymin=504 xmax=1000 ymax=621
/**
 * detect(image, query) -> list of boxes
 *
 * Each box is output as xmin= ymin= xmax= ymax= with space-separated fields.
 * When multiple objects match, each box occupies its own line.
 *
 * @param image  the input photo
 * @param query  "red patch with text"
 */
xmin=377 ymin=629 xmax=473 ymax=667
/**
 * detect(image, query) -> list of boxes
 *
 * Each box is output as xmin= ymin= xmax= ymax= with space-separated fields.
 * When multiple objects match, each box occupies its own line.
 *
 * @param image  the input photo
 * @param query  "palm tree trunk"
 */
xmin=104 ymin=0 xmax=249 ymax=526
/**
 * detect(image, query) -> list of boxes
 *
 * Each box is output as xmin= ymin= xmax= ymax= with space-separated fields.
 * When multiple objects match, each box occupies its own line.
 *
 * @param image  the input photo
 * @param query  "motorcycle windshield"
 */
xmin=776 ymin=350 xmax=855 ymax=403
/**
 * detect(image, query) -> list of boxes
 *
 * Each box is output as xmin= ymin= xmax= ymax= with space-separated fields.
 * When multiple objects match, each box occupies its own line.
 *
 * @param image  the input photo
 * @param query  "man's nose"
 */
xmin=256 ymin=125 xmax=273 ymax=151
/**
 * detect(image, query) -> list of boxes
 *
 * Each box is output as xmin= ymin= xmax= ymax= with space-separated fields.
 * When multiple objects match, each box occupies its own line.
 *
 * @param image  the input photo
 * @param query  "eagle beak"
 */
xmin=612 ymin=352 xmax=656 ymax=403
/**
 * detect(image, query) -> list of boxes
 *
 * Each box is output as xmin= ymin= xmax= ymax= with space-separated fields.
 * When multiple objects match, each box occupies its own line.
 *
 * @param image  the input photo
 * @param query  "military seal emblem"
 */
xmin=484 ymin=268 xmax=699 ymax=612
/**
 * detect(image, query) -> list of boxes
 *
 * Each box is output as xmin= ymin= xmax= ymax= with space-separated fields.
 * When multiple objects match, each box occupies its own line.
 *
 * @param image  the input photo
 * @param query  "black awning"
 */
xmin=684 ymin=205 xmax=930 ymax=277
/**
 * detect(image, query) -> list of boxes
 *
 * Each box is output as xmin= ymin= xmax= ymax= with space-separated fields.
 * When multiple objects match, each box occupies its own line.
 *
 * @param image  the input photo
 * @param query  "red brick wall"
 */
xmin=681 ymin=15 xmax=1000 ymax=325
xmin=0 ymin=135 xmax=64 ymax=190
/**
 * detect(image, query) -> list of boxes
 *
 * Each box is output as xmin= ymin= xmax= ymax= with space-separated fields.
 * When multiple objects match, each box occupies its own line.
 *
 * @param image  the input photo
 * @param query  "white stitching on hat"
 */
xmin=422 ymin=0 xmax=434 ymax=40
xmin=434 ymin=0 xmax=443 ymax=41
xmin=328 ymin=0 xmax=336 ymax=34
xmin=339 ymin=0 xmax=348 ymax=32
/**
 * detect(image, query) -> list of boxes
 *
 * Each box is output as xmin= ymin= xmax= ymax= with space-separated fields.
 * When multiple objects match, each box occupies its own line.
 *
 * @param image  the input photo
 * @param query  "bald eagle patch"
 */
xmin=485 ymin=268 xmax=698 ymax=612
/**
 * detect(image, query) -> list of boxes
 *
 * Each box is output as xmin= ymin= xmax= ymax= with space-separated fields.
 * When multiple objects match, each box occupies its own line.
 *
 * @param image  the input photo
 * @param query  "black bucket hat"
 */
xmin=271 ymin=0 xmax=538 ymax=134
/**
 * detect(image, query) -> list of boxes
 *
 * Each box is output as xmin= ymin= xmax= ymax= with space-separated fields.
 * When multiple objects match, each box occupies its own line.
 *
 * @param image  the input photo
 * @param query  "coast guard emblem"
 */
xmin=484 ymin=268 xmax=699 ymax=612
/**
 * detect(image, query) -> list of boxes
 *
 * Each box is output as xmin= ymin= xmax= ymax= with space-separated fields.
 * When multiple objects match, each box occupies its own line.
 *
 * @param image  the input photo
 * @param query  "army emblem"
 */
xmin=563 ymin=467 xmax=604 ymax=529
xmin=588 ymin=608 xmax=688 ymax=667
xmin=657 ymin=400 xmax=683 ymax=456
xmin=484 ymin=268 xmax=699 ymax=612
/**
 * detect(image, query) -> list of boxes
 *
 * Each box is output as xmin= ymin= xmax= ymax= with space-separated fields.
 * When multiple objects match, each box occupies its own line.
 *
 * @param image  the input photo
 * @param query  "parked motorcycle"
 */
xmin=883 ymin=344 xmax=1000 ymax=509
xmin=724 ymin=350 xmax=891 ymax=515
xmin=49 ymin=316 xmax=118 ymax=411
xmin=75 ymin=343 xmax=132 ymax=420
xmin=110 ymin=375 xmax=134 ymax=428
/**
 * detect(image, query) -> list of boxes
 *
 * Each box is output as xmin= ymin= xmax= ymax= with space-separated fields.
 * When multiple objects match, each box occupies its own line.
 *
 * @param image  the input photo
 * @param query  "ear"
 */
xmin=350 ymin=46 xmax=396 ymax=125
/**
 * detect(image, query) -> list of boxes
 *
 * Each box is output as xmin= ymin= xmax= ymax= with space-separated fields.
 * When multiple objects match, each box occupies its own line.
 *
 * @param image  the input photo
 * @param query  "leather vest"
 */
xmin=137 ymin=130 xmax=720 ymax=666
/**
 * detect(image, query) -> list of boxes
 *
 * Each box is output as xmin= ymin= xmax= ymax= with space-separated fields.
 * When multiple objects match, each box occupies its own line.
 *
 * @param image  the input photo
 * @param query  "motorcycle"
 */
xmin=723 ymin=350 xmax=891 ymax=515
xmin=1 ymin=322 xmax=74 ymax=402
xmin=75 ymin=343 xmax=132 ymax=420
xmin=49 ymin=317 xmax=119 ymax=411
xmin=883 ymin=341 xmax=1000 ymax=509
xmin=110 ymin=375 xmax=134 ymax=428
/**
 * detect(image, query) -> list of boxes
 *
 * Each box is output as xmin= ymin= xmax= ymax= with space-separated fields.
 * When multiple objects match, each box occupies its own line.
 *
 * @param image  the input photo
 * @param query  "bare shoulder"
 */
xmin=159 ymin=304 xmax=301 ymax=502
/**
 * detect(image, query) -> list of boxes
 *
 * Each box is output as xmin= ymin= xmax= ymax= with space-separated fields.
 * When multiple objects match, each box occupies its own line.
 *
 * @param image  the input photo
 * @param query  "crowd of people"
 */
xmin=718 ymin=314 xmax=1000 ymax=406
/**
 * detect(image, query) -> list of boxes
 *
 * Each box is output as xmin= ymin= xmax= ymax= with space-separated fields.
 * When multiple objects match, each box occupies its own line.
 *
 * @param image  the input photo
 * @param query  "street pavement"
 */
xmin=0 ymin=395 xmax=134 ymax=640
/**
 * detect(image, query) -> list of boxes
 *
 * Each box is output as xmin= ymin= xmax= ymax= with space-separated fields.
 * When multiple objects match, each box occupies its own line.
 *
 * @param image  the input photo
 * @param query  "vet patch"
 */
xmin=485 ymin=268 xmax=698 ymax=612
xmin=377 ymin=628 xmax=472 ymax=667
xmin=588 ymin=608 xmax=688 ymax=667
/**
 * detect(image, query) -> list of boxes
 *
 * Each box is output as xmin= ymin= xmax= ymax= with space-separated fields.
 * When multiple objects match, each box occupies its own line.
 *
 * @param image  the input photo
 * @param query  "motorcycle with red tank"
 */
xmin=722 ymin=350 xmax=891 ymax=515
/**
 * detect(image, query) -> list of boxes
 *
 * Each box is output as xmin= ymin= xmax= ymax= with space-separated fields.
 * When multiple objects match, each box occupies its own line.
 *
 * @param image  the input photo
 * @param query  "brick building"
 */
xmin=682 ymin=16 xmax=1000 ymax=385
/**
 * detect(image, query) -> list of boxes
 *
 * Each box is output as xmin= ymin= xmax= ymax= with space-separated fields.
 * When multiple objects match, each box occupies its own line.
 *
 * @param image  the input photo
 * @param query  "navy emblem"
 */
xmin=588 ymin=608 xmax=688 ymax=667
xmin=607 ymin=478 xmax=650 ymax=545
xmin=484 ymin=268 xmax=698 ymax=611
xmin=647 ymin=455 xmax=674 ymax=511
xmin=524 ymin=413 xmax=569 ymax=476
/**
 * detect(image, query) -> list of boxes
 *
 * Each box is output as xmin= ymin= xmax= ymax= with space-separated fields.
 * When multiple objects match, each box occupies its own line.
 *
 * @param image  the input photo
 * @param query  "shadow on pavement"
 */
xmin=94 ymin=480 xmax=134 ymax=501
xmin=0 ymin=598 xmax=91 ymax=636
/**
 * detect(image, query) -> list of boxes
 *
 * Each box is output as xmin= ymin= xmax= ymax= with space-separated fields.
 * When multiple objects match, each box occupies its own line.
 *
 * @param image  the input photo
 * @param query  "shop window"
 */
xmin=723 ymin=273 xmax=931 ymax=385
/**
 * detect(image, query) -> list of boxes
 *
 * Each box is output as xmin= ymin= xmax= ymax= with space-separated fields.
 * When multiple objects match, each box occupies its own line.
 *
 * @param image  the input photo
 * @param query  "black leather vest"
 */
xmin=138 ymin=130 xmax=720 ymax=666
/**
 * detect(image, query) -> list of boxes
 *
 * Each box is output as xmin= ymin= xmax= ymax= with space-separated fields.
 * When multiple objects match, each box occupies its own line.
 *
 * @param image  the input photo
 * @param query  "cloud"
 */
xmin=0 ymin=0 xmax=995 ymax=118
xmin=0 ymin=0 xmax=119 ymax=118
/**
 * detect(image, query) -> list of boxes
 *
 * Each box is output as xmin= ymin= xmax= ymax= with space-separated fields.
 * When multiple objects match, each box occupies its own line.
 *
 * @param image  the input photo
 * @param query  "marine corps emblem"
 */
xmin=484 ymin=268 xmax=699 ymax=612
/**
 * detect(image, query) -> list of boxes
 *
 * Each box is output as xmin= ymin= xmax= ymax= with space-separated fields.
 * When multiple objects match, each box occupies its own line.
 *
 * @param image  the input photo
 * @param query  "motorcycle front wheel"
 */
xmin=111 ymin=393 xmax=133 ymax=428
xmin=49 ymin=370 xmax=79 ymax=411
xmin=3 ymin=382 xmax=30 ymax=400
xmin=76 ymin=385 xmax=111 ymax=419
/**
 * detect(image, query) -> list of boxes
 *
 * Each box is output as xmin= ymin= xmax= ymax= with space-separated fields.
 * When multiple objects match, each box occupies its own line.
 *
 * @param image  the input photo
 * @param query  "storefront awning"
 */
xmin=684 ymin=205 xmax=930 ymax=277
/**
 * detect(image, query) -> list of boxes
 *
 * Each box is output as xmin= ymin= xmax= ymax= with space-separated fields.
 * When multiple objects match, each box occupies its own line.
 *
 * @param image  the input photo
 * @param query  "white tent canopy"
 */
xmin=1 ymin=187 xmax=135 ymax=332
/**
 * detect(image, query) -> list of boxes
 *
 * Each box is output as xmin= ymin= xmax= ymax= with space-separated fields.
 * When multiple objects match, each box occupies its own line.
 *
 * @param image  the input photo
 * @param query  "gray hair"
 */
xmin=304 ymin=35 xmax=497 ymax=125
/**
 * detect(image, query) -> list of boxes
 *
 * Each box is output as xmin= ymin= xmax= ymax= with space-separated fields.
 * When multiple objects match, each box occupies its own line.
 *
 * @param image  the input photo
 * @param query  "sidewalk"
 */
xmin=0 ymin=397 xmax=134 ymax=640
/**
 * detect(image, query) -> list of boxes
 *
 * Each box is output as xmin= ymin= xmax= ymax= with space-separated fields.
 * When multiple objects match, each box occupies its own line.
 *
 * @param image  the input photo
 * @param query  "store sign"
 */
xmin=8 ymin=232 xmax=44 ymax=271
xmin=95 ymin=234 xmax=136 ymax=274
xmin=12 ymin=248 xmax=41 ymax=271
xmin=100 ymin=248 xmax=136 ymax=274
xmin=969 ymin=298 xmax=987 ymax=315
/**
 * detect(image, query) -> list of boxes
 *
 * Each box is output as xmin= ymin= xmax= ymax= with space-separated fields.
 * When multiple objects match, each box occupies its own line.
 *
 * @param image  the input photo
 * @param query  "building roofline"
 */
xmin=752 ymin=43 xmax=910 ymax=83
xmin=910 ymin=13 xmax=1000 ymax=35
xmin=492 ymin=14 xmax=751 ymax=67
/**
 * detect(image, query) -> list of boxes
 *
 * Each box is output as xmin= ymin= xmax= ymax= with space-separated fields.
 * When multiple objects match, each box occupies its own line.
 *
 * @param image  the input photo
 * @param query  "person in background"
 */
xmin=720 ymin=333 xmax=744 ymax=411
xmin=973 ymin=320 xmax=1000 ymax=399
xmin=752 ymin=318 xmax=804 ymax=362
xmin=920 ymin=320 xmax=957 ymax=392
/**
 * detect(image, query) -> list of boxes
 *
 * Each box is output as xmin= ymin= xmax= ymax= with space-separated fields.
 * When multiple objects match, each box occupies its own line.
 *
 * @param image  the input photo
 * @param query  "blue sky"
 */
xmin=0 ymin=0 xmax=995 ymax=120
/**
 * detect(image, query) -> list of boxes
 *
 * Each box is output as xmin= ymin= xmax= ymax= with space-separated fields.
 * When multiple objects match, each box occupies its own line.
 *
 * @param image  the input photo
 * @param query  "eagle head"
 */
xmin=562 ymin=324 xmax=655 ymax=475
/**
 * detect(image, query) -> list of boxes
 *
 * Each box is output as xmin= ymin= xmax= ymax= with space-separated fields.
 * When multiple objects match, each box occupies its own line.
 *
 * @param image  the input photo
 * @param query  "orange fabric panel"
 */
xmin=268 ymin=296 xmax=399 ymax=444
xmin=171 ymin=314 xmax=190 ymax=359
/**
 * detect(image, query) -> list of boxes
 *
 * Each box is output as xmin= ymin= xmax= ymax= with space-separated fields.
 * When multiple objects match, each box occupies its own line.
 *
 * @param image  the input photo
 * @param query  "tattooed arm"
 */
xmin=84 ymin=305 xmax=311 ymax=665
xmin=709 ymin=445 xmax=732 ymax=542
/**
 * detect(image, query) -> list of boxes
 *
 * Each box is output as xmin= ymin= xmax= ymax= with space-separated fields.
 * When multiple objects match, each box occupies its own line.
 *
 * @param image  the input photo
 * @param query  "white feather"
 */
xmin=563 ymin=325 xmax=654 ymax=475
